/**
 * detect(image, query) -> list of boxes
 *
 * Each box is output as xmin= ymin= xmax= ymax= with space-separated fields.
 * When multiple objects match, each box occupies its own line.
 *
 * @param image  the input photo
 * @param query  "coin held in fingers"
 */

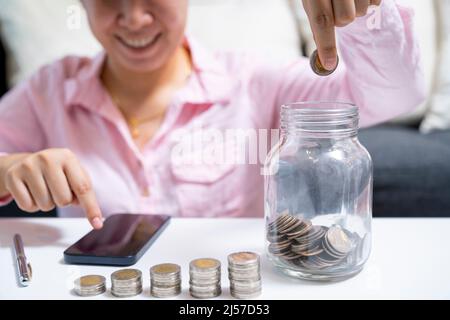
xmin=310 ymin=49 xmax=339 ymax=76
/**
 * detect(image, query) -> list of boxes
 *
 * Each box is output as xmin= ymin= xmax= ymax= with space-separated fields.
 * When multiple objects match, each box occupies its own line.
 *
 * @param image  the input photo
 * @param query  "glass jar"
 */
xmin=264 ymin=102 xmax=372 ymax=281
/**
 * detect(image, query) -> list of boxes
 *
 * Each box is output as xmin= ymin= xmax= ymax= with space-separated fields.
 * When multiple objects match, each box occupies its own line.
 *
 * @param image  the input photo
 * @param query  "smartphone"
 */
xmin=64 ymin=213 xmax=170 ymax=266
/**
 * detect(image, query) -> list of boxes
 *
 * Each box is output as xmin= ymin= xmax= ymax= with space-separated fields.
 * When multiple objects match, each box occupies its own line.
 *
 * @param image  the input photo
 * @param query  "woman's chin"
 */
xmin=116 ymin=56 xmax=166 ymax=73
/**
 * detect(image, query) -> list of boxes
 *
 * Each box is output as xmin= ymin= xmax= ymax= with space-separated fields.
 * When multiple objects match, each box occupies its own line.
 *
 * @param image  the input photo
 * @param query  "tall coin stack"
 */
xmin=74 ymin=275 xmax=106 ymax=297
xmin=111 ymin=269 xmax=143 ymax=298
xmin=189 ymin=258 xmax=222 ymax=299
xmin=150 ymin=263 xmax=182 ymax=298
xmin=228 ymin=252 xmax=262 ymax=299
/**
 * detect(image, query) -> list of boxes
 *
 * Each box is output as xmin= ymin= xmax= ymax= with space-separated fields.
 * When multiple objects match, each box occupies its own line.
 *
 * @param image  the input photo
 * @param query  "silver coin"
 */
xmin=326 ymin=226 xmax=352 ymax=254
xmin=276 ymin=217 xmax=300 ymax=234
xmin=230 ymin=289 xmax=262 ymax=299
xmin=289 ymin=221 xmax=313 ymax=239
xmin=190 ymin=288 xmax=222 ymax=299
xmin=151 ymin=284 xmax=181 ymax=298
xmin=267 ymin=211 xmax=290 ymax=229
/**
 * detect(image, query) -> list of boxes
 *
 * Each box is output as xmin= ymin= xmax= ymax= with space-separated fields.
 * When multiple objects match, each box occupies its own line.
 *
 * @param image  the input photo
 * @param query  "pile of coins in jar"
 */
xmin=267 ymin=213 xmax=362 ymax=270
xmin=73 ymin=251 xmax=261 ymax=299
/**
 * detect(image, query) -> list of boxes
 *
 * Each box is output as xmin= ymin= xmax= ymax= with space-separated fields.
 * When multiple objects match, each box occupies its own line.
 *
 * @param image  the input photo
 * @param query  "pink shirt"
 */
xmin=0 ymin=0 xmax=425 ymax=218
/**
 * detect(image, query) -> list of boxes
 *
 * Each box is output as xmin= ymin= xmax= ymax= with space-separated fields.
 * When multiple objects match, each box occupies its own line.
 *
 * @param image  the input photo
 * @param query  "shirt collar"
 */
xmin=64 ymin=35 xmax=232 ymax=112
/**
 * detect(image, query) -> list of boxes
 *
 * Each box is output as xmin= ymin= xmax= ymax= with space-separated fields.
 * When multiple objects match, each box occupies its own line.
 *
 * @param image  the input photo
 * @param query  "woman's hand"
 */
xmin=2 ymin=149 xmax=103 ymax=229
xmin=302 ymin=0 xmax=382 ymax=70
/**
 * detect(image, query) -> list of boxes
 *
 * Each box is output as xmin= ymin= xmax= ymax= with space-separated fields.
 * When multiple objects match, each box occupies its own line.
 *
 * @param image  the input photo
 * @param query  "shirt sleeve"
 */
xmin=0 ymin=78 xmax=48 ymax=205
xmin=254 ymin=0 xmax=426 ymax=129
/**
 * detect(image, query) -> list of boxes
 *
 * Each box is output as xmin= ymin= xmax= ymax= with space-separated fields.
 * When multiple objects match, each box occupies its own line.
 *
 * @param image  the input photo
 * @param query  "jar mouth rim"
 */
xmin=281 ymin=101 xmax=357 ymax=113
xmin=280 ymin=101 xmax=359 ymax=137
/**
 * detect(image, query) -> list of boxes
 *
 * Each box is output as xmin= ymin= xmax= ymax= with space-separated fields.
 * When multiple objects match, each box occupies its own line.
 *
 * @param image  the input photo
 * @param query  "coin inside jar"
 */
xmin=266 ymin=212 xmax=363 ymax=272
xmin=310 ymin=49 xmax=339 ymax=76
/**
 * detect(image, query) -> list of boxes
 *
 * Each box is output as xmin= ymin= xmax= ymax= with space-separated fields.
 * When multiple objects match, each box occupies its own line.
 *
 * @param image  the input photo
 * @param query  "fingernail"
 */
xmin=92 ymin=217 xmax=103 ymax=229
xmin=324 ymin=57 xmax=337 ymax=71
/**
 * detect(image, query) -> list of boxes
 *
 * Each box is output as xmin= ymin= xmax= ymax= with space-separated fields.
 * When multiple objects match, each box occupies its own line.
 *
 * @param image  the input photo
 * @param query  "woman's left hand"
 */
xmin=302 ymin=0 xmax=382 ymax=71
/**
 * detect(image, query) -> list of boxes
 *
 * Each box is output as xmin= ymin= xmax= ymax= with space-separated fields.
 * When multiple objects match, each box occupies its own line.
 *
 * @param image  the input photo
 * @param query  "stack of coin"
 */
xmin=74 ymin=275 xmax=106 ymax=297
xmin=267 ymin=213 xmax=360 ymax=270
xmin=189 ymin=258 xmax=221 ymax=299
xmin=228 ymin=252 xmax=261 ymax=299
xmin=150 ymin=263 xmax=182 ymax=298
xmin=111 ymin=269 xmax=143 ymax=298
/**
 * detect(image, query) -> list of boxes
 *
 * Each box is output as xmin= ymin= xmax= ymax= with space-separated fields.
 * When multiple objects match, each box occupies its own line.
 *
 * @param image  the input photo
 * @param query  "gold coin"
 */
xmin=151 ymin=263 xmax=180 ymax=275
xmin=191 ymin=258 xmax=220 ymax=270
xmin=111 ymin=268 xmax=142 ymax=280
xmin=75 ymin=275 xmax=105 ymax=287
xmin=228 ymin=252 xmax=259 ymax=266
xmin=310 ymin=49 xmax=339 ymax=76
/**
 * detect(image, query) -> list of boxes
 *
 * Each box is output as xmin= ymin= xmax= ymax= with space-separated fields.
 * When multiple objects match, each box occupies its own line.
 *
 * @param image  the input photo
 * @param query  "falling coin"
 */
xmin=310 ymin=49 xmax=339 ymax=76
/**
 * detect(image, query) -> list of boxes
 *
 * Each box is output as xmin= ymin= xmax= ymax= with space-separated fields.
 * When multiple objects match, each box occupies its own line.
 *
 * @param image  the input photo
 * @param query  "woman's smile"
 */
xmin=115 ymin=32 xmax=163 ymax=58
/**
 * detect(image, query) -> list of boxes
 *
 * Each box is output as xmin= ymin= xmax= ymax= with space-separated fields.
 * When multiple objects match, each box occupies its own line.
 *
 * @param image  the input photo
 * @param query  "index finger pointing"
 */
xmin=64 ymin=161 xmax=103 ymax=229
xmin=305 ymin=0 xmax=337 ymax=70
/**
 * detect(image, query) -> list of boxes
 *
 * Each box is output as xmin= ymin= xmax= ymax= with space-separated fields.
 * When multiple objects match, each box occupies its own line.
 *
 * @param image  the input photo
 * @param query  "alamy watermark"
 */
xmin=67 ymin=4 xmax=83 ymax=30
xmin=366 ymin=5 xmax=382 ymax=30
xmin=170 ymin=128 xmax=281 ymax=175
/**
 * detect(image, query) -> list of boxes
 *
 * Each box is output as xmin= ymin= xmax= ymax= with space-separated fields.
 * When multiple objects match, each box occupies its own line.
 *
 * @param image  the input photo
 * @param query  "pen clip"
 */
xmin=27 ymin=262 xmax=33 ymax=280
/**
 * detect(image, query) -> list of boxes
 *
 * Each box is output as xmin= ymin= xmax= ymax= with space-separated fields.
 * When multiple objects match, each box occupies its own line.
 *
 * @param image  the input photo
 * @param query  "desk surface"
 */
xmin=1 ymin=217 xmax=449 ymax=300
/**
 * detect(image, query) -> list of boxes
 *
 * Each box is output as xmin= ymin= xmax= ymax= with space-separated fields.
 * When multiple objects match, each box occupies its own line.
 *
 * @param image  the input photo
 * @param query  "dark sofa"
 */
xmin=0 ymin=37 xmax=449 ymax=218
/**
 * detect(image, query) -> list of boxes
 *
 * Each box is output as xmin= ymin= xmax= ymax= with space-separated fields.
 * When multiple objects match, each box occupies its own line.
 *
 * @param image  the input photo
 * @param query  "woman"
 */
xmin=0 ymin=0 xmax=425 ymax=229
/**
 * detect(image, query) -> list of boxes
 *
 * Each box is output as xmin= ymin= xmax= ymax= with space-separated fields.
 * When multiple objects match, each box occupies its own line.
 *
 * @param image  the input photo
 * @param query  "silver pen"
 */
xmin=13 ymin=234 xmax=32 ymax=286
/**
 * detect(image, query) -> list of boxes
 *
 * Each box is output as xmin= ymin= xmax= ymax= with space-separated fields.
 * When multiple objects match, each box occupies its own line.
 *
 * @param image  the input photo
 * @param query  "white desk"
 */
xmin=0 ymin=218 xmax=449 ymax=300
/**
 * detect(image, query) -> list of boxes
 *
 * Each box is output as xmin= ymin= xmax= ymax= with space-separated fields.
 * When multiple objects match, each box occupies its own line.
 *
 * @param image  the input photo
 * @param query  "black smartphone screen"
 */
xmin=64 ymin=214 xmax=170 ymax=266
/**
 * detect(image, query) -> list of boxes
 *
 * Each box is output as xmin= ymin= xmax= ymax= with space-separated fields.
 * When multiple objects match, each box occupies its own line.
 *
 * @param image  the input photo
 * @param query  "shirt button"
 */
xmin=141 ymin=187 xmax=151 ymax=198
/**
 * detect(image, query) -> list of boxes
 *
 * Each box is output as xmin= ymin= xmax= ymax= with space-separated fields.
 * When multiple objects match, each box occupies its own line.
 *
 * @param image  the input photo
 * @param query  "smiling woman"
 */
xmin=0 ymin=0 xmax=426 ymax=226
xmin=82 ymin=0 xmax=188 ymax=72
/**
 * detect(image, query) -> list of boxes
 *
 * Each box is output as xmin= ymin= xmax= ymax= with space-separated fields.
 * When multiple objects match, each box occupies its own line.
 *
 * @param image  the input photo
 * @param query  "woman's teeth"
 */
xmin=121 ymin=36 xmax=155 ymax=48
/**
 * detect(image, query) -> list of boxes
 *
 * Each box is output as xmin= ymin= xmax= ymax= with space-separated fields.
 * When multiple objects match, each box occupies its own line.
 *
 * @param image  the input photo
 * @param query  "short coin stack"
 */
xmin=111 ymin=269 xmax=143 ymax=298
xmin=74 ymin=275 xmax=106 ymax=297
xmin=150 ymin=263 xmax=182 ymax=298
xmin=189 ymin=258 xmax=221 ymax=299
xmin=267 ymin=213 xmax=359 ymax=270
xmin=228 ymin=252 xmax=262 ymax=299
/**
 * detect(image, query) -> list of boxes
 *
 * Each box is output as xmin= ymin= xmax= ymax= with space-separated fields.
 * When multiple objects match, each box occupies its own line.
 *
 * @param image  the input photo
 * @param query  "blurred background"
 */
xmin=0 ymin=0 xmax=449 ymax=218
